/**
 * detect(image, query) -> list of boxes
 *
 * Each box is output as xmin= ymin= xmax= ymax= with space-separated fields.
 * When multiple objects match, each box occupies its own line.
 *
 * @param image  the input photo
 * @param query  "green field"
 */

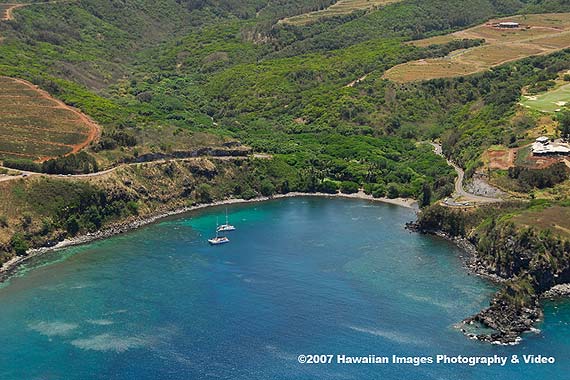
xmin=520 ymin=83 xmax=570 ymax=113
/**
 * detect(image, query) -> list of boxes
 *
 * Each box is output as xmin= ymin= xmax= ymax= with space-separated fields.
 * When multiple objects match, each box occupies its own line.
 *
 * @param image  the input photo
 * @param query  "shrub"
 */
xmin=42 ymin=152 xmax=98 ymax=174
xmin=387 ymin=183 xmax=400 ymax=199
xmin=260 ymin=179 xmax=276 ymax=196
xmin=10 ymin=234 xmax=28 ymax=256
xmin=372 ymin=185 xmax=386 ymax=198
xmin=340 ymin=181 xmax=359 ymax=194
xmin=241 ymin=188 xmax=257 ymax=200
xmin=363 ymin=183 xmax=375 ymax=195
xmin=195 ymin=183 xmax=214 ymax=203
xmin=21 ymin=213 xmax=32 ymax=229
xmin=40 ymin=218 xmax=53 ymax=235
xmin=66 ymin=216 xmax=80 ymax=235
xmin=126 ymin=201 xmax=140 ymax=215
xmin=318 ymin=179 xmax=338 ymax=194
xmin=3 ymin=158 xmax=41 ymax=172
xmin=508 ymin=163 xmax=569 ymax=190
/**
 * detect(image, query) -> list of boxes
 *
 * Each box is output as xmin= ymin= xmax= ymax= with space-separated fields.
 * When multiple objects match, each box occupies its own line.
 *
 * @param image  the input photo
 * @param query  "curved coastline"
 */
xmin=0 ymin=191 xmax=417 ymax=283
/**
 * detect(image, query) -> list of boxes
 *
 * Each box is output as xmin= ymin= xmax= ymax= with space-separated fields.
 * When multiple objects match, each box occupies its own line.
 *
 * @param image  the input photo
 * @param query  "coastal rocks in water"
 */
xmin=542 ymin=283 xmax=570 ymax=299
xmin=462 ymin=295 xmax=542 ymax=345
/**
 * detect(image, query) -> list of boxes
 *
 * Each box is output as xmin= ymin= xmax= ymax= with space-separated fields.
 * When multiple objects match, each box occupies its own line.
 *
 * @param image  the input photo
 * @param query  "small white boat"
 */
xmin=209 ymin=218 xmax=230 ymax=245
xmin=208 ymin=236 xmax=230 ymax=245
xmin=217 ymin=208 xmax=236 ymax=232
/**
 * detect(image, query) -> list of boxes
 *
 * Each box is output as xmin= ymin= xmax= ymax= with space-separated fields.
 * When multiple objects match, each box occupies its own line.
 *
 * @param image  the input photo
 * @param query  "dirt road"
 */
xmin=431 ymin=143 xmax=502 ymax=204
xmin=2 ymin=1 xmax=75 ymax=22
xmin=1 ymin=4 xmax=26 ymax=21
xmin=0 ymin=155 xmax=254 ymax=182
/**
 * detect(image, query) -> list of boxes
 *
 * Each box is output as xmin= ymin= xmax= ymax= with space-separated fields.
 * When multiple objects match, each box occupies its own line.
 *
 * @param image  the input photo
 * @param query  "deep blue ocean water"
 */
xmin=0 ymin=197 xmax=568 ymax=379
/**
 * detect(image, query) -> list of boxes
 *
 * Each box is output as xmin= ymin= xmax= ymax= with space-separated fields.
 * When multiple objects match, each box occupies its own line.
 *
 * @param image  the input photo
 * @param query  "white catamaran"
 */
xmin=217 ymin=208 xmax=236 ymax=232
xmin=209 ymin=218 xmax=230 ymax=245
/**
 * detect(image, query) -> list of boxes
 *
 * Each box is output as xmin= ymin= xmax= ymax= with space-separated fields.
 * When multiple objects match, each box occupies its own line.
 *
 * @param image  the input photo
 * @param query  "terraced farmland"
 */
xmin=0 ymin=3 xmax=24 ymax=21
xmin=0 ymin=5 xmax=9 ymax=20
xmin=385 ymin=13 xmax=570 ymax=83
xmin=279 ymin=0 xmax=401 ymax=26
xmin=0 ymin=76 xmax=100 ymax=161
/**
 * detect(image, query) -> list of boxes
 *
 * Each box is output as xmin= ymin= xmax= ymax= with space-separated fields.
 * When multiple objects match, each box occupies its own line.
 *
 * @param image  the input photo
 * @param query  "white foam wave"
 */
xmin=105 ymin=309 xmax=128 ymax=316
xmin=265 ymin=345 xmax=298 ymax=361
xmin=86 ymin=319 xmax=114 ymax=326
xmin=29 ymin=321 xmax=78 ymax=337
xmin=347 ymin=325 xmax=421 ymax=346
xmin=402 ymin=293 xmax=454 ymax=311
xmin=71 ymin=333 xmax=147 ymax=352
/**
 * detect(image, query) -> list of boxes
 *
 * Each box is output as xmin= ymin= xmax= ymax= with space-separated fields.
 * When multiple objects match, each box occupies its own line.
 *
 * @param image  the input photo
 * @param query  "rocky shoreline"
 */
xmin=542 ymin=283 xmax=570 ymax=299
xmin=462 ymin=298 xmax=542 ymax=345
xmin=405 ymin=222 xmax=545 ymax=345
xmin=404 ymin=223 xmax=506 ymax=282
xmin=0 ymin=191 xmax=417 ymax=283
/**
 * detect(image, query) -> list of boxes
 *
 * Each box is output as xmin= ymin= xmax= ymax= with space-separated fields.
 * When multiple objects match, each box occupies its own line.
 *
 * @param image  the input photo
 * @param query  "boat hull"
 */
xmin=217 ymin=225 xmax=236 ymax=232
xmin=208 ymin=237 xmax=230 ymax=245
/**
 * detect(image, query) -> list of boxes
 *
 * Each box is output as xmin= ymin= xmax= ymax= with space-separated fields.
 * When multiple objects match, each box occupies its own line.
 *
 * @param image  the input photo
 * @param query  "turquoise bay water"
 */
xmin=0 ymin=197 xmax=568 ymax=379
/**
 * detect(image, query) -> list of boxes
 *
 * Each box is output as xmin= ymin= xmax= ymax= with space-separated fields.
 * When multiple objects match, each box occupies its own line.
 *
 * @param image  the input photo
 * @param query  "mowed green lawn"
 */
xmin=520 ymin=83 xmax=570 ymax=113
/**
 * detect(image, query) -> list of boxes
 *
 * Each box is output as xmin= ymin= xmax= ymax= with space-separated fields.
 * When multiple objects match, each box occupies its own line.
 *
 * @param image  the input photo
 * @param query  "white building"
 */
xmin=532 ymin=137 xmax=570 ymax=156
xmin=497 ymin=21 xmax=520 ymax=28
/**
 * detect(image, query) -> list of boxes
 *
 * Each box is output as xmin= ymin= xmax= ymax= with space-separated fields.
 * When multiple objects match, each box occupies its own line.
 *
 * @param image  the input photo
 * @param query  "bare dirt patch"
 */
xmin=483 ymin=147 xmax=516 ymax=170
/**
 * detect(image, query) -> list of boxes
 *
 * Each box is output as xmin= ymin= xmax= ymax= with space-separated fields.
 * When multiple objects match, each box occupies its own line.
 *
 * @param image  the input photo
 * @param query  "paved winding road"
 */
xmin=430 ymin=143 xmax=502 ymax=204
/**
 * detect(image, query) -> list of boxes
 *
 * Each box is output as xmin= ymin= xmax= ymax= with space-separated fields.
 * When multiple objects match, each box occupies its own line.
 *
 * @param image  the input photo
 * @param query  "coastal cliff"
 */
xmin=412 ymin=203 xmax=570 ymax=344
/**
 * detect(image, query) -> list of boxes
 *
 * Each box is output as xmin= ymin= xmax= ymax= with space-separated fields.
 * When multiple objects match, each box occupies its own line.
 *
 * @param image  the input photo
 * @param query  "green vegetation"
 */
xmin=508 ymin=163 xmax=569 ymax=191
xmin=3 ymin=0 xmax=570 ymax=345
xmin=4 ymin=152 xmax=99 ymax=174
xmin=3 ymin=0 xmax=570 ymax=272
xmin=4 ymin=0 xmax=568 ymax=187
xmin=558 ymin=110 xmax=570 ymax=139
xmin=0 ymin=0 xmax=464 ymax=200
xmin=280 ymin=0 xmax=402 ymax=26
